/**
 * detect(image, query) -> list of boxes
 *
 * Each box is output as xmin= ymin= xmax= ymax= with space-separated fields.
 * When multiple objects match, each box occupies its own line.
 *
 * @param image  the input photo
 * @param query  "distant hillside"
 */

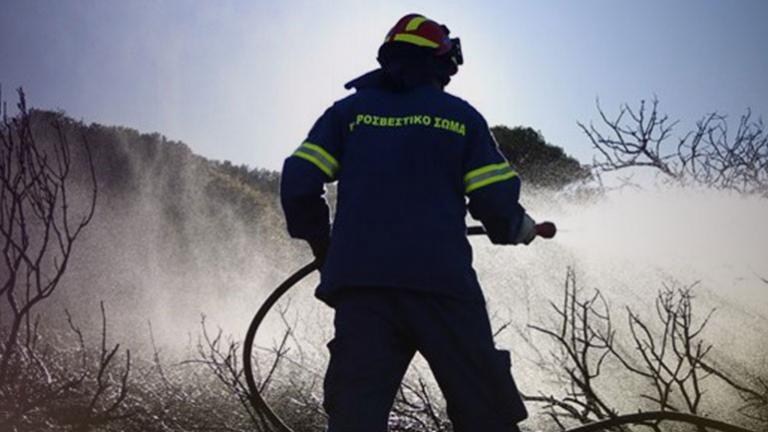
xmin=30 ymin=109 xmax=282 ymax=227
xmin=25 ymin=110 xmax=303 ymax=344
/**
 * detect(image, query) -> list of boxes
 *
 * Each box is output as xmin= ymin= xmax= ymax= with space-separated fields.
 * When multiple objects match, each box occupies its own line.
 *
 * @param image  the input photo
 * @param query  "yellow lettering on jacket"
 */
xmin=432 ymin=116 xmax=466 ymax=136
xmin=350 ymin=113 xmax=465 ymax=136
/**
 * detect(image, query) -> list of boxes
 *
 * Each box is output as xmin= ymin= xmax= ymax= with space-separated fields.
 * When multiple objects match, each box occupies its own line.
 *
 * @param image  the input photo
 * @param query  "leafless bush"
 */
xmin=0 ymin=302 xmax=132 ymax=431
xmin=607 ymin=284 xmax=714 ymax=415
xmin=114 ymin=320 xmax=266 ymax=432
xmin=524 ymin=267 xmax=767 ymax=431
xmin=525 ymin=268 xmax=768 ymax=431
xmin=183 ymin=305 xmax=327 ymax=432
xmin=390 ymin=371 xmax=451 ymax=432
xmin=579 ymin=98 xmax=767 ymax=195
xmin=1 ymin=89 xmax=98 ymax=381
xmin=0 ymin=88 xmax=137 ymax=430
xmin=525 ymin=268 xmax=620 ymax=429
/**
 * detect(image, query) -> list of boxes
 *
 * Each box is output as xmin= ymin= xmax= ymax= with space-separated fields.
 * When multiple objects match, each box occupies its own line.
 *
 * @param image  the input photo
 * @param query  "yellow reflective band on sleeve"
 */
xmin=466 ymin=171 xmax=518 ymax=193
xmin=292 ymin=142 xmax=339 ymax=179
xmin=392 ymin=33 xmax=440 ymax=48
xmin=464 ymin=163 xmax=509 ymax=182
xmin=301 ymin=142 xmax=339 ymax=169
xmin=405 ymin=16 xmax=427 ymax=31
xmin=464 ymin=162 xmax=518 ymax=193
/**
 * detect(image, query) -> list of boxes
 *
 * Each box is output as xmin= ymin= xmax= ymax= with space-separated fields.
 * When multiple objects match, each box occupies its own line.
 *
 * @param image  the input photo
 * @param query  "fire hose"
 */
xmin=242 ymin=223 xmax=754 ymax=432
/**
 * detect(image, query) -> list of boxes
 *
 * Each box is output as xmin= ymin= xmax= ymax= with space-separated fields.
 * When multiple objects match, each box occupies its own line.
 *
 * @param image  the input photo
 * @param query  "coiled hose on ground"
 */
xmin=242 ymin=226 xmax=755 ymax=432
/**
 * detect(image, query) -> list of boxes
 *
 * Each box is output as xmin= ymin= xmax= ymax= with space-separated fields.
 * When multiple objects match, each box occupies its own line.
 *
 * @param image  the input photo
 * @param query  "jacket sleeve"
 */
xmin=280 ymin=104 xmax=344 ymax=244
xmin=463 ymin=112 xmax=527 ymax=245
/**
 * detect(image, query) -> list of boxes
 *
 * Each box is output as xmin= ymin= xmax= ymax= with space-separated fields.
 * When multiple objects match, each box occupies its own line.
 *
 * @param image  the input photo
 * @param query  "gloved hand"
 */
xmin=512 ymin=213 xmax=537 ymax=245
xmin=308 ymin=237 xmax=330 ymax=267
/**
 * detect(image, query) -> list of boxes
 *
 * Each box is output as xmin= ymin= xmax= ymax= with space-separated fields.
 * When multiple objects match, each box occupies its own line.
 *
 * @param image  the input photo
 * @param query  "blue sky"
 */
xmin=1 ymin=0 xmax=766 ymax=170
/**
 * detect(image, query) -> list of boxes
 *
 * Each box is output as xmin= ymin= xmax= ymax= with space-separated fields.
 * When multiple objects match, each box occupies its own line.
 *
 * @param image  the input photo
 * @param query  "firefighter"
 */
xmin=281 ymin=13 xmax=538 ymax=432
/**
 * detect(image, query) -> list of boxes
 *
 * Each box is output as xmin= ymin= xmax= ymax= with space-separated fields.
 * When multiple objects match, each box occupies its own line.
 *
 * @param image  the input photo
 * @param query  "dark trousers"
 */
xmin=323 ymin=287 xmax=527 ymax=432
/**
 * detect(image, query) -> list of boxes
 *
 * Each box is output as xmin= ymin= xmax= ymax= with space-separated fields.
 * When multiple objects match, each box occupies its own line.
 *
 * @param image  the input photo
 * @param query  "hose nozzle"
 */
xmin=535 ymin=222 xmax=557 ymax=239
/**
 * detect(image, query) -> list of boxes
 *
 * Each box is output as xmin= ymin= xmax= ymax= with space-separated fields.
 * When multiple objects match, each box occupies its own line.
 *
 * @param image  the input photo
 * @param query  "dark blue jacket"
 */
xmin=281 ymin=83 xmax=526 ymax=305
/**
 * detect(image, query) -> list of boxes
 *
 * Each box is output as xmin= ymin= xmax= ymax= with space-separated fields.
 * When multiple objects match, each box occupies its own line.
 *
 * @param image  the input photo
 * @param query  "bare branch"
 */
xmin=582 ymin=97 xmax=767 ymax=195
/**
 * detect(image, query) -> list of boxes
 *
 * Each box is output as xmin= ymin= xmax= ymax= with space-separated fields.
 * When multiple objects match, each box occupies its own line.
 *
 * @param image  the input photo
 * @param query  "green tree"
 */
xmin=492 ymin=126 xmax=590 ymax=189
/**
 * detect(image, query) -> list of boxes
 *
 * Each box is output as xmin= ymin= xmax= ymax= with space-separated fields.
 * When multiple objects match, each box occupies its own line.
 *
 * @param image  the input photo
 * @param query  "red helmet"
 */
xmin=382 ymin=14 xmax=463 ymax=66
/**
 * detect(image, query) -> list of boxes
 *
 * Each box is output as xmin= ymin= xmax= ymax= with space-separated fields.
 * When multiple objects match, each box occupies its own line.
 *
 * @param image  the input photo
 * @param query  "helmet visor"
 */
xmin=449 ymin=38 xmax=463 ymax=66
